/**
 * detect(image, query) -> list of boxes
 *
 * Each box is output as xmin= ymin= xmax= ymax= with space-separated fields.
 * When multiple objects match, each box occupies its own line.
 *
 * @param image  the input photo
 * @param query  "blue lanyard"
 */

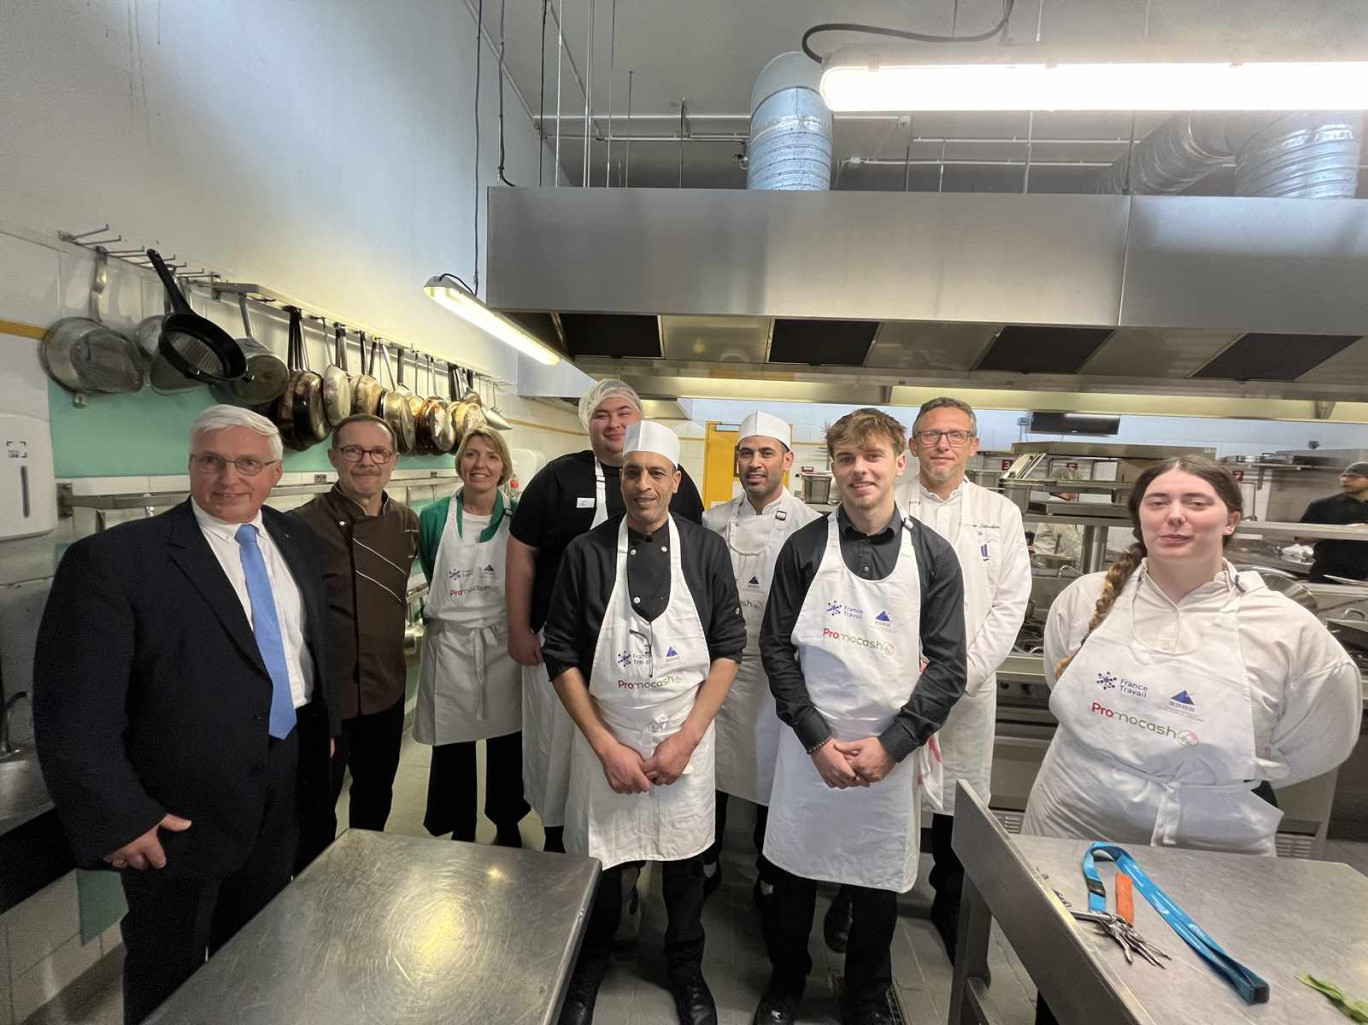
xmin=1083 ymin=842 xmax=1270 ymax=1005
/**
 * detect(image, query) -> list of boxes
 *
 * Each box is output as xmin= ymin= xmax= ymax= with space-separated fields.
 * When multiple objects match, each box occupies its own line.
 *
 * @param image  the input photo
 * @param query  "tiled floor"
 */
xmin=55 ymin=726 xmax=1368 ymax=1025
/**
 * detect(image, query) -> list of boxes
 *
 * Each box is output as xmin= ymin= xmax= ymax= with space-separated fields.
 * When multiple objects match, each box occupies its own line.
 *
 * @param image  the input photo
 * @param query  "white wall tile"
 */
xmin=10 ymin=932 xmax=100 ymax=1023
xmin=98 ymin=924 xmax=121 ymax=957
xmin=3 ymin=871 xmax=78 ymax=980
xmin=0 ymin=236 xmax=60 ymax=330
xmin=0 ymin=334 xmax=50 ymax=424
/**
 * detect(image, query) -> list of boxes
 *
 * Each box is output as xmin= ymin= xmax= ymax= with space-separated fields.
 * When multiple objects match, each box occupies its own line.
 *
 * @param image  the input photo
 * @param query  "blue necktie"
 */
xmin=235 ymin=524 xmax=297 ymax=739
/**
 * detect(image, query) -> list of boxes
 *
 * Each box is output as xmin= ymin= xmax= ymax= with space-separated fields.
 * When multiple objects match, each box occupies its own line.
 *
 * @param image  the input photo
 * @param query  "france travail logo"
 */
xmin=827 ymin=601 xmax=843 ymax=616
xmin=1097 ymin=672 xmax=1118 ymax=691
xmin=617 ymin=652 xmax=632 ymax=668
xmin=1171 ymin=690 xmax=1196 ymax=707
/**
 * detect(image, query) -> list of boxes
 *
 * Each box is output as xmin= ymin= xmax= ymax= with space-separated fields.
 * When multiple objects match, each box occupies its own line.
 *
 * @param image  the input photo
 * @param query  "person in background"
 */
xmin=33 ymin=406 xmax=336 ymax=1025
xmin=294 ymin=414 xmax=419 ymax=868
xmin=832 ymin=397 xmax=1028 ymax=965
xmin=1024 ymin=456 xmax=1361 ymax=1024
xmin=756 ymin=408 xmax=967 ymax=1025
xmin=414 ymin=426 xmax=529 ymax=845
xmin=542 ymin=421 xmax=745 ymax=1025
xmin=1299 ymin=460 xmax=1368 ymax=582
xmin=506 ymin=380 xmax=703 ymax=940
xmin=1032 ymin=468 xmax=1084 ymax=567
xmin=700 ymin=411 xmax=819 ymax=901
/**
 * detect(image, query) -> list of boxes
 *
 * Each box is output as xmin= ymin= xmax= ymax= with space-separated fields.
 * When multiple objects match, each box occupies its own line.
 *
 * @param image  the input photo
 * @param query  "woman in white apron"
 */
xmin=1024 ymin=457 xmax=1361 ymax=856
xmin=415 ymin=427 xmax=529 ymax=846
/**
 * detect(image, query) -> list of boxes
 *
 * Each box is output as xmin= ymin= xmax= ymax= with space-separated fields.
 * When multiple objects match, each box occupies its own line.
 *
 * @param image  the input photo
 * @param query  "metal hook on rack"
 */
xmin=57 ymin=225 xmax=112 ymax=242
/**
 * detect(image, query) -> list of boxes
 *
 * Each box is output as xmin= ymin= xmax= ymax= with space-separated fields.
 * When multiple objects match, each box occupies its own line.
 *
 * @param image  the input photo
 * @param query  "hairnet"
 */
xmin=578 ymin=379 xmax=644 ymax=430
xmin=1345 ymin=461 xmax=1368 ymax=476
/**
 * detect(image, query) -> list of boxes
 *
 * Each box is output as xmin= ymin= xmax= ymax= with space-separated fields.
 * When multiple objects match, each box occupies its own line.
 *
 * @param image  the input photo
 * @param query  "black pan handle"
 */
xmin=335 ymin=323 xmax=349 ymax=373
xmin=146 ymin=250 xmax=193 ymax=316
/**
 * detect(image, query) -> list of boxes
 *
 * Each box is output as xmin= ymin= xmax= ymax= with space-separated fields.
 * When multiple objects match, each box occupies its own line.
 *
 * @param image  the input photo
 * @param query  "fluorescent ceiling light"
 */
xmin=820 ymin=42 xmax=1368 ymax=112
xmin=424 ymin=274 xmax=561 ymax=366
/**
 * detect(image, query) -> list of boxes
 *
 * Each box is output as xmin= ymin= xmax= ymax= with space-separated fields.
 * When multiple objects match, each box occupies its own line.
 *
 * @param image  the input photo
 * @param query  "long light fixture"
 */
xmin=819 ymin=42 xmax=1368 ymax=113
xmin=424 ymin=274 xmax=562 ymax=366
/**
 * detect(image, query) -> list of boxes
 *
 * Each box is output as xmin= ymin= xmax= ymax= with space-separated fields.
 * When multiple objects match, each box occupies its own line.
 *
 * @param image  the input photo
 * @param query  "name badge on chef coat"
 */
xmin=577 ymin=497 xmax=596 ymax=508
xmin=776 ymin=510 xmax=788 ymax=521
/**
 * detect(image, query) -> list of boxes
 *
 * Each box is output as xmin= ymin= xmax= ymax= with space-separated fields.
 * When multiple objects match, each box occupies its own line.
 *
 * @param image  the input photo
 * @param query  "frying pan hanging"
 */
xmin=146 ymin=249 xmax=246 ymax=384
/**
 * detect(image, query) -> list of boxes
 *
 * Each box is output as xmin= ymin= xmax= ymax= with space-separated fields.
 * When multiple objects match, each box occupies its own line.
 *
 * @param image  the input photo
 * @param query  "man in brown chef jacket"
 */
xmin=294 ymin=413 xmax=419 ymax=868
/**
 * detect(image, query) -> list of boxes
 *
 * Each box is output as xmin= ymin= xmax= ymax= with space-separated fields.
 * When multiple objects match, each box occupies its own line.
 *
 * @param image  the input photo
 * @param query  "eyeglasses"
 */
xmin=913 ymin=429 xmax=975 ymax=447
xmin=337 ymin=445 xmax=396 ymax=463
xmin=189 ymin=454 xmax=278 ymax=477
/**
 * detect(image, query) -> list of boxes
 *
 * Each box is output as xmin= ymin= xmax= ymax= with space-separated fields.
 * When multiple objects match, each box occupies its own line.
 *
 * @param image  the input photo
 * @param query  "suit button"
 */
xmin=254 ymin=713 xmax=265 ymax=722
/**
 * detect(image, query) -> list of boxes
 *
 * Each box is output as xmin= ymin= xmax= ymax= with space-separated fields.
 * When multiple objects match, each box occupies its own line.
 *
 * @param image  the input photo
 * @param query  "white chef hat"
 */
xmin=738 ymin=410 xmax=791 ymax=450
xmin=622 ymin=420 xmax=681 ymax=467
xmin=577 ymin=378 xmax=644 ymax=429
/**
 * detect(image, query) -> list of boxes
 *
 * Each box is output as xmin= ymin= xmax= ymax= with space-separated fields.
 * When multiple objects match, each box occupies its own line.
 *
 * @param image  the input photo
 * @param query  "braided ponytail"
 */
xmin=1055 ymin=544 xmax=1145 ymax=677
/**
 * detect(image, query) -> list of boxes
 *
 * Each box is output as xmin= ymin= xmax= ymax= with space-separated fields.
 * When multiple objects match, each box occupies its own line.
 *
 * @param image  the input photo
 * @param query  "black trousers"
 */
xmin=120 ymin=730 xmax=299 ymax=1025
xmin=423 ymin=731 xmax=530 ymax=840
xmin=704 ymin=792 xmax=774 ymax=880
xmin=764 ymin=863 xmax=897 ymax=1010
xmin=295 ymin=695 xmax=406 ymax=871
xmin=571 ymin=856 xmax=707 ymax=986
xmin=928 ymin=812 xmax=963 ymax=932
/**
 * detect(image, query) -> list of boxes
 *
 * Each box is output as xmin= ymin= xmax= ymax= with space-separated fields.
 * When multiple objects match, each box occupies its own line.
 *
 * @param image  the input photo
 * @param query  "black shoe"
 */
xmin=493 ymin=826 xmax=523 ymax=848
xmin=841 ymin=990 xmax=894 ymax=1025
xmin=670 ymin=973 xmax=718 ymax=1025
xmin=843 ymin=1001 xmax=894 ymax=1025
xmin=750 ymin=989 xmax=796 ymax=1025
xmin=823 ymin=888 xmax=852 ymax=954
xmin=702 ymin=858 xmax=722 ymax=899
xmin=559 ymin=960 xmax=609 ymax=1025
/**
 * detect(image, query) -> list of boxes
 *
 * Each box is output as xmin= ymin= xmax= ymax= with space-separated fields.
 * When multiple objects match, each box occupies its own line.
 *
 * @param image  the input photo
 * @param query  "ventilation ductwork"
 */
xmin=1092 ymin=111 xmax=1361 ymax=198
xmin=746 ymin=52 xmax=833 ymax=191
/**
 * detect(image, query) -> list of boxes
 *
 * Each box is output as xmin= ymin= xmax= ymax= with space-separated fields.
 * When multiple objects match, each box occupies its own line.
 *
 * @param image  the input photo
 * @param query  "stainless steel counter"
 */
xmin=144 ymin=830 xmax=600 ymax=1025
xmin=949 ymin=783 xmax=1368 ymax=1025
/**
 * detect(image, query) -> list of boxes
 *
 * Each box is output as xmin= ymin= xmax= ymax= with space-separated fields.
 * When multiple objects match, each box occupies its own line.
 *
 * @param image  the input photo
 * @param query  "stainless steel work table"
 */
xmin=948 ymin=783 xmax=1368 ymax=1025
xmin=144 ymin=830 xmax=601 ymax=1025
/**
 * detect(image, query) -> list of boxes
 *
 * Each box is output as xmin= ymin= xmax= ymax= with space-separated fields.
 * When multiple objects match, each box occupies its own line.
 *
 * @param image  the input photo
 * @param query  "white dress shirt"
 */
xmin=192 ymin=501 xmax=314 ymax=707
xmin=907 ymin=479 xmax=964 ymax=539
xmin=1045 ymin=560 xmax=1364 ymax=787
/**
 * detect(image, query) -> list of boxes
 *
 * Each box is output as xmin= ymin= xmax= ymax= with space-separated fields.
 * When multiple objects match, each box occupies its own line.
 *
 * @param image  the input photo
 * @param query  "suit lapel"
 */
xmin=166 ymin=501 xmax=270 ymax=681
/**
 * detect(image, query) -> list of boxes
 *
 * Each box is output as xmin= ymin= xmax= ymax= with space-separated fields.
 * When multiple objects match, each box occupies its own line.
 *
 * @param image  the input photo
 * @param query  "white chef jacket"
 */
xmin=192 ymin=500 xmax=314 ymax=708
xmin=1044 ymin=561 xmax=1363 ymax=788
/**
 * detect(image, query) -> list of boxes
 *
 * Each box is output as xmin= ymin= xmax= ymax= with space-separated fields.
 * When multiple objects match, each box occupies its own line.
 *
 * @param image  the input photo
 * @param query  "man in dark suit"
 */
xmin=33 ymin=405 xmax=337 ymax=1025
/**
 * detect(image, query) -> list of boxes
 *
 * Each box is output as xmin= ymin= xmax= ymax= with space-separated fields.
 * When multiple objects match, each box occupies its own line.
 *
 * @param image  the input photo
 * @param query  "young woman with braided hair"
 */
xmin=1022 ymin=456 xmax=1361 ymax=856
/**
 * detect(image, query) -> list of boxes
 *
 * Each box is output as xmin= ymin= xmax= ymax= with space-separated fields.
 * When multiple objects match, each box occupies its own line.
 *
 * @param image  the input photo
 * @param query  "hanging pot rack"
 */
xmin=55 ymin=224 xmax=508 ymax=401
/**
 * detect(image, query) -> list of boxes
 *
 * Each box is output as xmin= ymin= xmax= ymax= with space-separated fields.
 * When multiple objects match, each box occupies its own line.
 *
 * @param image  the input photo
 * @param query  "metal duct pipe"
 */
xmin=1236 ymin=114 xmax=1362 ymax=198
xmin=746 ymin=52 xmax=833 ymax=191
xmin=1092 ymin=112 xmax=1361 ymax=198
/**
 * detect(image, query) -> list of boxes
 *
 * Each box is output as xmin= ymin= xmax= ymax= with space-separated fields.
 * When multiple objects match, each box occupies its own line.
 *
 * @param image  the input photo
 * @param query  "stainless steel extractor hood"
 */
xmin=487 ymin=187 xmax=1368 ymax=410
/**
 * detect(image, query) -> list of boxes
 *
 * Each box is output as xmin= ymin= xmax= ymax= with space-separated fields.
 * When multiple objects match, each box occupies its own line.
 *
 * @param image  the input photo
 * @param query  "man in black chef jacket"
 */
xmin=1300 ymin=461 xmax=1368 ymax=582
xmin=541 ymin=420 xmax=745 ymax=1025
xmin=754 ymin=408 xmax=967 ymax=1025
xmin=507 ymin=378 xmax=703 ymax=860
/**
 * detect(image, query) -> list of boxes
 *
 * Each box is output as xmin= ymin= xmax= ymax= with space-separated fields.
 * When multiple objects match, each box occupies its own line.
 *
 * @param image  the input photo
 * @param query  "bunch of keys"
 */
xmin=1065 ymin=874 xmax=1173 ymax=968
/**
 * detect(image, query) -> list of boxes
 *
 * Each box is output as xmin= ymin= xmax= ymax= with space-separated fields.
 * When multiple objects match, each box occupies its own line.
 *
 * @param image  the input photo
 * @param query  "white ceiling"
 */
xmin=471 ymin=0 xmax=1368 ymax=190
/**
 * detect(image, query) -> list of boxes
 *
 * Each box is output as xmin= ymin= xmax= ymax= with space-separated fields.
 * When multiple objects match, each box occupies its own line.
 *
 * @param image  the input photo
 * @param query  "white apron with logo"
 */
xmin=709 ymin=490 xmax=816 ymax=806
xmin=763 ymin=512 xmax=928 ymax=892
xmin=1023 ymin=570 xmax=1281 ymax=855
xmin=415 ymin=495 xmax=520 ymax=745
xmin=564 ymin=515 xmax=717 ymax=869
xmin=899 ymin=480 xmax=1014 ymax=815
xmin=523 ymin=459 xmax=608 ymax=827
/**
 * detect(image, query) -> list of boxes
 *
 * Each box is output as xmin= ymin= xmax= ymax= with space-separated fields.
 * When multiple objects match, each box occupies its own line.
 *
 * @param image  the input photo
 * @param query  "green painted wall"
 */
xmin=48 ymin=381 xmax=458 ymax=478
